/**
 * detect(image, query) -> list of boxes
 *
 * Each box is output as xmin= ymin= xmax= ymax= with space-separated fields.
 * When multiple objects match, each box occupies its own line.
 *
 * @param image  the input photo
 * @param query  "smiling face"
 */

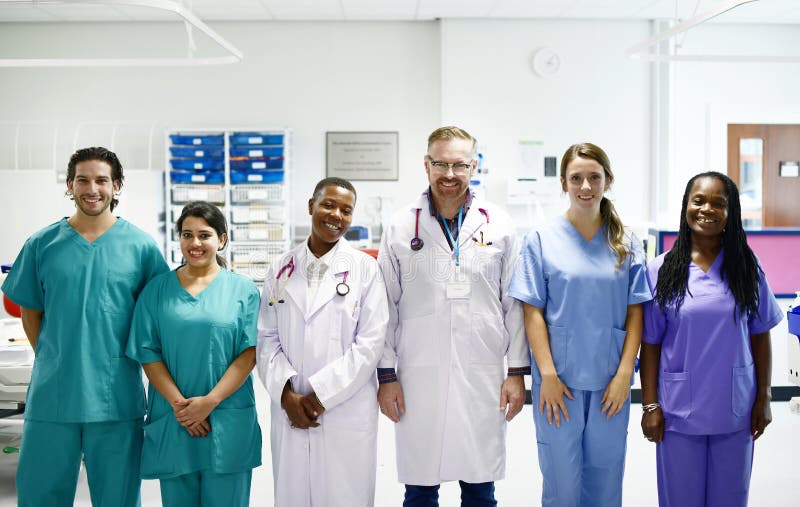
xmin=685 ymin=176 xmax=728 ymax=241
xmin=66 ymin=160 xmax=120 ymax=218
xmin=562 ymin=156 xmax=610 ymax=213
xmin=308 ymin=184 xmax=355 ymax=256
xmin=179 ymin=215 xmax=225 ymax=269
xmin=425 ymin=138 xmax=475 ymax=207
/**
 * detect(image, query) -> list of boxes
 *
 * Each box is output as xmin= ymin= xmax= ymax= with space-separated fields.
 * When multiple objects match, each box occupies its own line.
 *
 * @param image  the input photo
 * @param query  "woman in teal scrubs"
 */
xmin=126 ymin=201 xmax=261 ymax=506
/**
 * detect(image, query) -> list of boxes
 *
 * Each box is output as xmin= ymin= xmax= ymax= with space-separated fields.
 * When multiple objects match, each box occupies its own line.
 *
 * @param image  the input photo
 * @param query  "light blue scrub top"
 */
xmin=126 ymin=268 xmax=262 ymax=479
xmin=508 ymin=216 xmax=652 ymax=390
xmin=1 ymin=218 xmax=168 ymax=422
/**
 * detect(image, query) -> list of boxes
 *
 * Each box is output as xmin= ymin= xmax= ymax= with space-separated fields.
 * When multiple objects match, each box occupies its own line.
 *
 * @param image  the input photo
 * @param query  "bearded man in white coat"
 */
xmin=377 ymin=126 xmax=530 ymax=506
xmin=257 ymin=177 xmax=389 ymax=507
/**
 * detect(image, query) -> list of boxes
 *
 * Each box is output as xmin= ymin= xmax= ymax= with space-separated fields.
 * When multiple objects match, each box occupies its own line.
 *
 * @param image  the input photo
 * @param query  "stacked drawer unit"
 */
xmin=228 ymin=132 xmax=285 ymax=184
xmin=228 ymin=132 xmax=289 ymax=285
xmin=167 ymin=133 xmax=227 ymax=265
xmin=164 ymin=129 xmax=292 ymax=287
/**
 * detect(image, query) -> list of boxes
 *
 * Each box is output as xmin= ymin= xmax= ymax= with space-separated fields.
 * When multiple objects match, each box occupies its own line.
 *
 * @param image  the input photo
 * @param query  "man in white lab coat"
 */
xmin=377 ymin=126 xmax=530 ymax=506
xmin=257 ymin=177 xmax=389 ymax=507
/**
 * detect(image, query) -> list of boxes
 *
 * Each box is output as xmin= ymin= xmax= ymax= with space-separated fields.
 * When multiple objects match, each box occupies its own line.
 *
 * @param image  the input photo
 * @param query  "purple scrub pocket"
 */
xmin=659 ymin=371 xmax=692 ymax=420
xmin=731 ymin=364 xmax=756 ymax=418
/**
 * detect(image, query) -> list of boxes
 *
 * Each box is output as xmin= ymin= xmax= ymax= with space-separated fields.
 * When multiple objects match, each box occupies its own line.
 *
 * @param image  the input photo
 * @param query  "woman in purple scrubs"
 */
xmin=640 ymin=171 xmax=783 ymax=507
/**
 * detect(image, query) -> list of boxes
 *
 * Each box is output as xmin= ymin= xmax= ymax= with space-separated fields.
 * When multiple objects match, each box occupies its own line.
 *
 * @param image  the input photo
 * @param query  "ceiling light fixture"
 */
xmin=0 ymin=0 xmax=243 ymax=67
xmin=626 ymin=0 xmax=800 ymax=62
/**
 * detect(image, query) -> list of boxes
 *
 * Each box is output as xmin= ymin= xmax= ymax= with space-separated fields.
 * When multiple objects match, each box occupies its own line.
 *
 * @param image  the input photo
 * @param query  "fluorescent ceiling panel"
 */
xmin=340 ymin=0 xmax=417 ymax=20
xmin=266 ymin=0 xmax=343 ymax=19
xmin=417 ymin=0 xmax=495 ymax=19
xmin=489 ymin=0 xmax=573 ymax=18
xmin=561 ymin=0 xmax=659 ymax=19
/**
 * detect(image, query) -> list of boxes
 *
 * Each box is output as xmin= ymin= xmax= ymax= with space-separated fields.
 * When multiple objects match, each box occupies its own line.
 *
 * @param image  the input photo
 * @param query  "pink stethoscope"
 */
xmin=267 ymin=257 xmax=350 ymax=306
xmin=410 ymin=207 xmax=490 ymax=252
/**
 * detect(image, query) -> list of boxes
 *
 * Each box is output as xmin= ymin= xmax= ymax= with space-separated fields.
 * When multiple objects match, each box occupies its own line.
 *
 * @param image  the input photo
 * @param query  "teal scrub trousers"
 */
xmin=16 ymin=419 xmax=142 ymax=507
xmin=159 ymin=469 xmax=252 ymax=507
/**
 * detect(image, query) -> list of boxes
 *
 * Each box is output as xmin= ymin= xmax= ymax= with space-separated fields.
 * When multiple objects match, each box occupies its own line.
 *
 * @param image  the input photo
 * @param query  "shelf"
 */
xmin=165 ymin=128 xmax=292 ymax=285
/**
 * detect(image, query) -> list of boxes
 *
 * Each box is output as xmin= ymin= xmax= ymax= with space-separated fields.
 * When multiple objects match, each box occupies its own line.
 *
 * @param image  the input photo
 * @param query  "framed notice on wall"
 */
xmin=326 ymin=131 xmax=398 ymax=181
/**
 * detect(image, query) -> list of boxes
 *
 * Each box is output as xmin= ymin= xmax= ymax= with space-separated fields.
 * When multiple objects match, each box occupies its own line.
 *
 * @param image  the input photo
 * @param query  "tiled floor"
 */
xmin=0 ymin=381 xmax=797 ymax=506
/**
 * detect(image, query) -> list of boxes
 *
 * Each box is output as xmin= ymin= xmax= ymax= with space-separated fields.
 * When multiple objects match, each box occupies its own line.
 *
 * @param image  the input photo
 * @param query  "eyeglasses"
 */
xmin=426 ymin=156 xmax=473 ymax=175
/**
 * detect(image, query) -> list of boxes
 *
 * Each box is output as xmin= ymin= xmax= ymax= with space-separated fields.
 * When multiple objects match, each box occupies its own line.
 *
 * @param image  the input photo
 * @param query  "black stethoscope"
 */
xmin=267 ymin=256 xmax=350 ymax=305
xmin=410 ymin=207 xmax=491 ymax=252
xmin=336 ymin=272 xmax=350 ymax=296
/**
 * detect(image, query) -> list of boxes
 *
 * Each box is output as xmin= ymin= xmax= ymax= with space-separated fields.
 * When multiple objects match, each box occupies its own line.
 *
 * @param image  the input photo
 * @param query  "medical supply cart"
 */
xmin=165 ymin=129 xmax=292 ymax=287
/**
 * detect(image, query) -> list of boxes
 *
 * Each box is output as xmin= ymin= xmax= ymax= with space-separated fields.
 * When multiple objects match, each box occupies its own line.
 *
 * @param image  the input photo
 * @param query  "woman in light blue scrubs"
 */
xmin=126 ymin=201 xmax=261 ymax=507
xmin=509 ymin=143 xmax=651 ymax=507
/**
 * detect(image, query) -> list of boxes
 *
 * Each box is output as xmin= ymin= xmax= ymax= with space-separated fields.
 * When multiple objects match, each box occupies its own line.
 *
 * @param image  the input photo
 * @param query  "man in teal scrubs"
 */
xmin=2 ymin=147 xmax=169 ymax=506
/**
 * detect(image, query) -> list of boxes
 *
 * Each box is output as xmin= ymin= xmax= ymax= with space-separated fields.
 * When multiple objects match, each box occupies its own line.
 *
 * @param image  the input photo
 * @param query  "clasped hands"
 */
xmin=281 ymin=381 xmax=326 ymax=430
xmin=172 ymin=395 xmax=218 ymax=438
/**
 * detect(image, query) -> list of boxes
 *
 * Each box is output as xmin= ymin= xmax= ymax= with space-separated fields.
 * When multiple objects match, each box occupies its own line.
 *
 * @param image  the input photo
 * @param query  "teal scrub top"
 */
xmin=1 ymin=218 xmax=168 ymax=423
xmin=126 ymin=268 xmax=262 ymax=479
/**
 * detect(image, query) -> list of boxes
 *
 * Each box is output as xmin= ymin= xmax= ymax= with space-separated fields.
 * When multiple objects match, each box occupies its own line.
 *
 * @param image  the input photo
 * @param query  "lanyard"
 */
xmin=439 ymin=205 xmax=463 ymax=266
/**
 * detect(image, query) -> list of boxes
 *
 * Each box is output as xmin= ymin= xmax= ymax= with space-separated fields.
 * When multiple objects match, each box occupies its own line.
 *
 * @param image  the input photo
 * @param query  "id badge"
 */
xmin=446 ymin=281 xmax=471 ymax=300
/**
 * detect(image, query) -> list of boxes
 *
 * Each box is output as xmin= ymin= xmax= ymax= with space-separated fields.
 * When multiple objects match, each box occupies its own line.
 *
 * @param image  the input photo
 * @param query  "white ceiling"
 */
xmin=0 ymin=0 xmax=799 ymax=23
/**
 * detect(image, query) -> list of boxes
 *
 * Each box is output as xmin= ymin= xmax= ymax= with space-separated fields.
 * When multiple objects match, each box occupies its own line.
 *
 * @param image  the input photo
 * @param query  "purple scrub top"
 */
xmin=643 ymin=251 xmax=783 ymax=435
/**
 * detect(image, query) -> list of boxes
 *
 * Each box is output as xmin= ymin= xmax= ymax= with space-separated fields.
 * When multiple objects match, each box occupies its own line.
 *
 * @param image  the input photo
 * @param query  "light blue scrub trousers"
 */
xmin=531 ymin=387 xmax=630 ymax=507
xmin=159 ymin=470 xmax=252 ymax=507
xmin=16 ymin=419 xmax=142 ymax=507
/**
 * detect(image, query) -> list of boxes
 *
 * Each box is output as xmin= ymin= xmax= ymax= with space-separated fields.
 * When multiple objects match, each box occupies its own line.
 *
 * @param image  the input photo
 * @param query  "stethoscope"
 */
xmin=267 ymin=257 xmax=295 ymax=306
xmin=267 ymin=257 xmax=350 ymax=305
xmin=410 ymin=207 xmax=491 ymax=255
xmin=471 ymin=208 xmax=492 ymax=246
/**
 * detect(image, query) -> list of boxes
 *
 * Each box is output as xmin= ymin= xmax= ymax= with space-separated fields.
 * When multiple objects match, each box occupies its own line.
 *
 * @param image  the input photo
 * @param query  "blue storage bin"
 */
xmin=170 ymin=147 xmax=225 ymax=158
xmin=230 ymin=158 xmax=283 ymax=171
xmin=170 ymin=170 xmax=225 ymax=184
xmin=170 ymin=159 xmax=225 ymax=171
xmin=229 ymin=133 xmax=284 ymax=146
xmin=169 ymin=134 xmax=224 ymax=146
xmin=789 ymin=311 xmax=800 ymax=338
xmin=229 ymin=146 xmax=284 ymax=158
xmin=230 ymin=170 xmax=284 ymax=184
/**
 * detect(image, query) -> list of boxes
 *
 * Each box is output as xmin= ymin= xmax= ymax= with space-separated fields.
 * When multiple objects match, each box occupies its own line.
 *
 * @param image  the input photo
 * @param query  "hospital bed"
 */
xmin=0 ymin=264 xmax=31 ymax=453
xmin=0 ymin=318 xmax=30 ymax=454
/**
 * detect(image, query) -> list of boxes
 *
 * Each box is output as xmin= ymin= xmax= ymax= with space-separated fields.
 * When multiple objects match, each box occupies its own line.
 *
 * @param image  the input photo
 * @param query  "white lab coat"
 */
xmin=257 ymin=239 xmax=389 ymax=507
xmin=378 ymin=192 xmax=529 ymax=486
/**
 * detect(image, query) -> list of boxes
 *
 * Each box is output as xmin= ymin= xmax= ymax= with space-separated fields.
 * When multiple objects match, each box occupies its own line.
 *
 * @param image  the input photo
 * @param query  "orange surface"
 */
xmin=3 ymin=294 xmax=20 ymax=318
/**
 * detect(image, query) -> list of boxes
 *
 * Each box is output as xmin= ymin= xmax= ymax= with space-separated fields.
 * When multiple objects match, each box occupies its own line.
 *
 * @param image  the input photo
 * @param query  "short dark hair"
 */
xmin=311 ymin=177 xmax=357 ymax=203
xmin=175 ymin=201 xmax=228 ymax=268
xmin=67 ymin=147 xmax=125 ymax=211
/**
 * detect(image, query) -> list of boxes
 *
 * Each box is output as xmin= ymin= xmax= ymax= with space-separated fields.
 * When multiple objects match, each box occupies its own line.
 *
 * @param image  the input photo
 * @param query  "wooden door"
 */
xmin=728 ymin=124 xmax=800 ymax=227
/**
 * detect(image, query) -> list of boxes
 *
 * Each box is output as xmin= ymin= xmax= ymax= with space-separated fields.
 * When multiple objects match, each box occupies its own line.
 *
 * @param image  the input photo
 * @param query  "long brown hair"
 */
xmin=560 ymin=142 xmax=628 ymax=268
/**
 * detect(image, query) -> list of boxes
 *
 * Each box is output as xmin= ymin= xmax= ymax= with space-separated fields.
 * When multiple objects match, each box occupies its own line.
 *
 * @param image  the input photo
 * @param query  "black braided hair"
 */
xmin=654 ymin=171 xmax=761 ymax=319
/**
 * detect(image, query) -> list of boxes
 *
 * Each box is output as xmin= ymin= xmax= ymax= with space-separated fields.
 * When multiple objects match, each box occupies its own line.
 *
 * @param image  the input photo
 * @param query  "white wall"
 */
xmin=668 ymin=22 xmax=800 ymax=226
xmin=439 ymin=18 xmax=652 ymax=234
xmin=0 ymin=20 xmax=441 ymax=262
